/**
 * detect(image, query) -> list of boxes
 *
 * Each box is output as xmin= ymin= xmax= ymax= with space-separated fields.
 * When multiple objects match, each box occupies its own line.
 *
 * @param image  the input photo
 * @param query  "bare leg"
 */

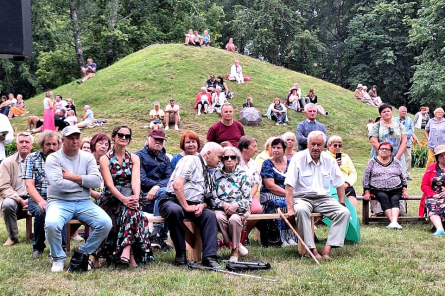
xmin=391 ymin=208 xmax=400 ymax=223
xmin=347 ymin=195 xmax=358 ymax=210
xmin=165 ymin=112 xmax=170 ymax=126
xmin=174 ymin=113 xmax=179 ymax=125
xmin=197 ymin=104 xmax=202 ymax=114
xmin=204 ymin=104 xmax=208 ymax=113
xmin=430 ymin=215 xmax=445 ymax=232
xmin=317 ymin=105 xmax=327 ymax=116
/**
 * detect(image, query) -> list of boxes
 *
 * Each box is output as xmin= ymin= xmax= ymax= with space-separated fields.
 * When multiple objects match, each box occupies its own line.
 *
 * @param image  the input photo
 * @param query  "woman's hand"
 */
xmin=432 ymin=192 xmax=445 ymax=199
xmin=223 ymin=203 xmax=238 ymax=215
xmin=336 ymin=158 xmax=342 ymax=166
xmin=122 ymin=195 xmax=138 ymax=209
xmin=402 ymin=191 xmax=410 ymax=199
xmin=363 ymin=191 xmax=371 ymax=201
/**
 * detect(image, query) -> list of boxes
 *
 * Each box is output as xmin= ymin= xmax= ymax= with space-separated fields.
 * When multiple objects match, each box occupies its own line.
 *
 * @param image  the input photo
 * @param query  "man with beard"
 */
xmin=285 ymin=131 xmax=350 ymax=259
xmin=23 ymin=131 xmax=67 ymax=258
xmin=0 ymin=132 xmax=33 ymax=246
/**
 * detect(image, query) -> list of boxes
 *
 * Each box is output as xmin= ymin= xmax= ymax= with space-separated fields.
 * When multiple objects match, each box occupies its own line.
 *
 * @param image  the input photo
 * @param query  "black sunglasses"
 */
xmin=117 ymin=132 xmax=131 ymax=140
xmin=332 ymin=144 xmax=342 ymax=148
xmin=222 ymin=155 xmax=237 ymax=161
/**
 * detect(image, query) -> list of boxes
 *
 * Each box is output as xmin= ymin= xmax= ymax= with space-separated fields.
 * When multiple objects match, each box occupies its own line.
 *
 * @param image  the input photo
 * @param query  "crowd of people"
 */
xmin=354 ymin=84 xmax=383 ymax=107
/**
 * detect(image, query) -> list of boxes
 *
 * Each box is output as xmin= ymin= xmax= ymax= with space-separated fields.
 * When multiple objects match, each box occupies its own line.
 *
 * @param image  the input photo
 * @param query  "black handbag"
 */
xmin=68 ymin=250 xmax=92 ymax=273
xmin=226 ymin=260 xmax=271 ymax=272
xmin=256 ymin=219 xmax=282 ymax=247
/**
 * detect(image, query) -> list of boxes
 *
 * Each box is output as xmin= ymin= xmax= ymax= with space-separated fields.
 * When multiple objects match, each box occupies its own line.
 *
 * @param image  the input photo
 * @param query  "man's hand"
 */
xmin=0 ymin=135 xmax=5 ymax=142
xmin=194 ymin=204 xmax=205 ymax=217
xmin=287 ymin=208 xmax=295 ymax=220
xmin=37 ymin=199 xmax=47 ymax=212
xmin=223 ymin=203 xmax=238 ymax=216
xmin=20 ymin=199 xmax=28 ymax=211
xmin=147 ymin=186 xmax=160 ymax=201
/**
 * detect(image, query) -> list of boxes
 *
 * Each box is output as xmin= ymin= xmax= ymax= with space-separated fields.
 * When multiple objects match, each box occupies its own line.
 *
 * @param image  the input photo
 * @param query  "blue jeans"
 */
xmin=45 ymin=199 xmax=112 ymax=262
xmin=143 ymin=188 xmax=168 ymax=240
xmin=0 ymin=106 xmax=10 ymax=115
xmin=28 ymin=197 xmax=67 ymax=251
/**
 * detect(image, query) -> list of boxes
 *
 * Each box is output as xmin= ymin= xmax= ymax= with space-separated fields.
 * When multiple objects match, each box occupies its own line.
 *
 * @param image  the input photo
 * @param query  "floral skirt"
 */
xmin=426 ymin=198 xmax=445 ymax=217
xmin=260 ymin=192 xmax=297 ymax=243
xmin=95 ymin=204 xmax=154 ymax=264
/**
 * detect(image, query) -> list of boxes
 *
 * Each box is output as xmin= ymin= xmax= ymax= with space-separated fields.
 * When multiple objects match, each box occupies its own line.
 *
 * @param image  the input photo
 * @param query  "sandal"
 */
xmin=303 ymin=250 xmax=322 ymax=259
xmin=321 ymin=252 xmax=332 ymax=260
xmin=120 ymin=255 xmax=130 ymax=264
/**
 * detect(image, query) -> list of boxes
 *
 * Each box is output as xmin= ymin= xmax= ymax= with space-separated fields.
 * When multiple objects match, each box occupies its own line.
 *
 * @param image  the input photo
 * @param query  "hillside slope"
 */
xmin=14 ymin=44 xmax=388 ymax=160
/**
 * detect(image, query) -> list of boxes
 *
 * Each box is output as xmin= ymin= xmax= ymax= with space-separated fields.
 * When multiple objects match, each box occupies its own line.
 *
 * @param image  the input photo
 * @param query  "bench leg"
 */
xmin=26 ymin=215 xmax=33 ymax=240
xmin=363 ymin=200 xmax=370 ymax=225
xmin=184 ymin=221 xmax=202 ymax=263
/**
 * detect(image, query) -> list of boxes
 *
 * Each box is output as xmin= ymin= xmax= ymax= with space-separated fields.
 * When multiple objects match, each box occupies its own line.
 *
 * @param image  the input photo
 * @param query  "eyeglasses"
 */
xmin=332 ymin=144 xmax=342 ymax=148
xmin=222 ymin=155 xmax=237 ymax=161
xmin=117 ymin=133 xmax=131 ymax=140
xmin=379 ymin=148 xmax=391 ymax=151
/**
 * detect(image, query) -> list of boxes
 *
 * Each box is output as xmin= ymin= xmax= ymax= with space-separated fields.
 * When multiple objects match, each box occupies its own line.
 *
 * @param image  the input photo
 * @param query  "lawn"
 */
xmin=2 ymin=44 xmax=442 ymax=296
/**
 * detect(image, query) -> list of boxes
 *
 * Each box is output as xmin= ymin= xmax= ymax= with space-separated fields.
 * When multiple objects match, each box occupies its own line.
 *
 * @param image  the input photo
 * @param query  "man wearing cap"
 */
xmin=0 ymin=132 xmax=33 ymax=246
xmin=159 ymin=142 xmax=223 ymax=267
xmin=205 ymin=74 xmax=218 ymax=93
xmin=206 ymin=103 xmax=245 ymax=147
xmin=393 ymin=106 xmax=415 ymax=180
xmin=164 ymin=99 xmax=180 ymax=131
xmin=354 ymin=84 xmax=363 ymax=101
xmin=23 ymin=131 xmax=67 ymax=258
xmin=45 ymin=126 xmax=112 ymax=272
xmin=136 ymin=129 xmax=173 ymax=250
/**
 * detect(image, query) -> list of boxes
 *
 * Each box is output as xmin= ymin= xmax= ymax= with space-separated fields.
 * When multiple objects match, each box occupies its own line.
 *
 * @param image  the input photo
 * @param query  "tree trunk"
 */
xmin=335 ymin=0 xmax=345 ymax=85
xmin=106 ymin=0 xmax=119 ymax=66
xmin=69 ymin=3 xmax=84 ymax=77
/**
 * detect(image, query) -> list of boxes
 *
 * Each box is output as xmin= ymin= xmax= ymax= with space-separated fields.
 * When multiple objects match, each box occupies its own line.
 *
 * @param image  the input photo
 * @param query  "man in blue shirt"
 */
xmin=393 ymin=106 xmax=416 ymax=180
xmin=296 ymin=103 xmax=328 ymax=151
xmin=77 ymin=58 xmax=97 ymax=84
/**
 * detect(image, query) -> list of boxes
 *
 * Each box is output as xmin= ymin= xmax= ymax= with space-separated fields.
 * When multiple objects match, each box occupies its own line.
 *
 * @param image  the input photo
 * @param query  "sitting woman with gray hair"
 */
xmin=327 ymin=135 xmax=358 ymax=209
xmin=212 ymin=146 xmax=251 ymax=262
xmin=211 ymin=86 xmax=227 ymax=114
xmin=266 ymin=98 xmax=288 ymax=126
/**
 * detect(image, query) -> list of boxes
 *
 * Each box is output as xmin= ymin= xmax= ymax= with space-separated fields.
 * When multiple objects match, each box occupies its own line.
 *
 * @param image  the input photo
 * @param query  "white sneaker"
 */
xmin=164 ymin=126 xmax=169 ymax=131
xmin=386 ymin=222 xmax=395 ymax=229
xmin=393 ymin=222 xmax=402 ymax=230
xmin=197 ymin=111 xmax=201 ymax=116
xmin=174 ymin=125 xmax=179 ymax=130
xmin=229 ymin=256 xmax=238 ymax=263
xmin=51 ymin=261 xmax=64 ymax=273
xmin=281 ymin=241 xmax=290 ymax=248
xmin=287 ymin=239 xmax=298 ymax=246
xmin=71 ymin=235 xmax=84 ymax=242
xmin=238 ymin=244 xmax=248 ymax=257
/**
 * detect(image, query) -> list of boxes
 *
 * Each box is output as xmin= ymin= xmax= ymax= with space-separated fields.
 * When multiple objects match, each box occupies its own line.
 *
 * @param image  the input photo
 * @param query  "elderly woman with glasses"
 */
xmin=94 ymin=125 xmax=153 ymax=267
xmin=212 ymin=146 xmax=251 ymax=262
xmin=327 ymin=135 xmax=358 ymax=209
xmin=363 ymin=142 xmax=409 ymax=230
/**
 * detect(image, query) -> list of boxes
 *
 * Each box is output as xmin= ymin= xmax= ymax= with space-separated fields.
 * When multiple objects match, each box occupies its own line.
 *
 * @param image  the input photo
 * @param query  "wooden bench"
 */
xmin=147 ymin=213 xmax=322 ymax=262
xmin=66 ymin=220 xmax=91 ymax=252
xmin=358 ymin=195 xmax=424 ymax=225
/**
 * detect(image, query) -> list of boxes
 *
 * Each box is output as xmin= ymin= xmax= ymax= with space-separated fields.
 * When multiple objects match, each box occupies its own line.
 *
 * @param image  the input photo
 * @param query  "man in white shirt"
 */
xmin=0 ymin=114 xmax=15 ymax=163
xmin=285 ymin=130 xmax=350 ymax=259
xmin=164 ymin=98 xmax=180 ymax=131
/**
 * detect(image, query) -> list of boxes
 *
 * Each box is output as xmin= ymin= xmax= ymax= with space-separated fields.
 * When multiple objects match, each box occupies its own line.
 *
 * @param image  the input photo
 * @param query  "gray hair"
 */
xmin=222 ymin=146 xmax=241 ymax=163
xmin=308 ymin=131 xmax=326 ymax=144
xmin=434 ymin=108 xmax=444 ymax=115
xmin=37 ymin=131 xmax=61 ymax=151
xmin=201 ymin=86 xmax=207 ymax=91
xmin=201 ymin=142 xmax=223 ymax=155
xmin=399 ymin=106 xmax=407 ymax=111
xmin=87 ymin=58 xmax=93 ymax=62
xmin=327 ymin=135 xmax=342 ymax=146
xmin=221 ymin=102 xmax=233 ymax=111
xmin=264 ymin=136 xmax=276 ymax=151
xmin=84 ymin=104 xmax=90 ymax=109
xmin=16 ymin=132 xmax=34 ymax=143
xmin=304 ymin=103 xmax=317 ymax=112
xmin=282 ymin=131 xmax=296 ymax=141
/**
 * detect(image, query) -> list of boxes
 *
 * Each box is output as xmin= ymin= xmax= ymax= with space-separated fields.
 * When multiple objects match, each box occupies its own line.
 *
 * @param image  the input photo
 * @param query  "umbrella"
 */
xmin=322 ymin=186 xmax=361 ymax=243
xmin=239 ymin=107 xmax=262 ymax=126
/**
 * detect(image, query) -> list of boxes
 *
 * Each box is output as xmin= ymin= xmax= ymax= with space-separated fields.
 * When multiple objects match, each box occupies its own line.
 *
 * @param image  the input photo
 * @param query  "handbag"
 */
xmin=226 ymin=260 xmax=271 ymax=272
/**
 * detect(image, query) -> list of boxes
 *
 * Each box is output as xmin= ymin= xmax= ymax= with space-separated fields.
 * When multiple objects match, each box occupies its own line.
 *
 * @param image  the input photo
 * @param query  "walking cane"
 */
xmin=277 ymin=208 xmax=320 ymax=265
xmin=188 ymin=261 xmax=277 ymax=282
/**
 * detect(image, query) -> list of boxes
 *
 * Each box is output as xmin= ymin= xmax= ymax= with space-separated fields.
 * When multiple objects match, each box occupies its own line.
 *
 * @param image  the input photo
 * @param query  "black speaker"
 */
xmin=0 ymin=0 xmax=33 ymax=60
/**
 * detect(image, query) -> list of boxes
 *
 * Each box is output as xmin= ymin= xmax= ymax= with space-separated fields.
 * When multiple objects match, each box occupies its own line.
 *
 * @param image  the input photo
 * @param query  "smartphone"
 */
xmin=336 ymin=152 xmax=342 ymax=160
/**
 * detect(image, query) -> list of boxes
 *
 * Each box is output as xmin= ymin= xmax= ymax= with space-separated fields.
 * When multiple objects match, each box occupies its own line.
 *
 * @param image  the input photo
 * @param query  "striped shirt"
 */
xmin=22 ymin=151 xmax=48 ymax=197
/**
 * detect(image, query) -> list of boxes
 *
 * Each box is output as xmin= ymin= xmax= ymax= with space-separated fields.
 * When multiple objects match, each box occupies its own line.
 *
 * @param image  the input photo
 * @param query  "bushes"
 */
xmin=412 ymin=140 xmax=428 ymax=168
xmin=4 ymin=139 xmax=39 ymax=157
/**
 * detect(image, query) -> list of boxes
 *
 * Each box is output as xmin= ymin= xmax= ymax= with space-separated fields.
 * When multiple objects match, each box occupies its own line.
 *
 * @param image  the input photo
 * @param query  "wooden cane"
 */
xmin=277 ymin=208 xmax=320 ymax=266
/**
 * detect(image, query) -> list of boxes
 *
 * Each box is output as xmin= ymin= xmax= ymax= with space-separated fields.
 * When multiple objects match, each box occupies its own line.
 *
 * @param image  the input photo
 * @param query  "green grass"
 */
xmin=3 ymin=44 xmax=442 ymax=295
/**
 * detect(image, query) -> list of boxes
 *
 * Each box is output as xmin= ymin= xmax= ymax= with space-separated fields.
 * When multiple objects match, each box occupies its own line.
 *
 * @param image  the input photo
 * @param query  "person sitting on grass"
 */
xmin=266 ymin=98 xmax=287 ymax=126
xmin=230 ymin=59 xmax=244 ymax=84
xmin=164 ymin=98 xmax=180 ymax=131
xmin=217 ymin=76 xmax=234 ymax=99
xmin=194 ymin=87 xmax=212 ymax=116
xmin=242 ymin=97 xmax=254 ymax=108
xmin=307 ymin=88 xmax=328 ymax=116
xmin=226 ymin=38 xmax=236 ymax=52
xmin=202 ymin=30 xmax=210 ymax=46
xmin=192 ymin=30 xmax=202 ymax=46
xmin=206 ymin=74 xmax=218 ymax=94
xmin=362 ymin=86 xmax=378 ymax=107
xmin=8 ymin=94 xmax=27 ymax=119
xmin=211 ymin=86 xmax=227 ymax=114
xmin=285 ymin=131 xmax=350 ymax=259
xmin=354 ymin=84 xmax=363 ymax=101
xmin=76 ymin=105 xmax=94 ymax=129
xmin=286 ymin=86 xmax=301 ymax=111
xmin=64 ymin=110 xmax=78 ymax=126
xmin=183 ymin=29 xmax=194 ymax=45
xmin=77 ymin=58 xmax=97 ymax=84
xmin=149 ymin=101 xmax=165 ymax=129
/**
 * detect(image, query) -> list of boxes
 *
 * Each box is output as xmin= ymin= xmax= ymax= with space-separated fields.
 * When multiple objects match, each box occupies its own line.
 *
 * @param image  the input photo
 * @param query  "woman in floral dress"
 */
xmin=95 ymin=125 xmax=153 ymax=267
xmin=212 ymin=146 xmax=251 ymax=262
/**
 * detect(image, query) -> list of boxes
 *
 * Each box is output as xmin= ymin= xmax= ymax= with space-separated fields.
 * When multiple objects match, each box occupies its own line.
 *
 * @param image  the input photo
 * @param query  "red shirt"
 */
xmin=206 ymin=121 xmax=245 ymax=147
xmin=420 ymin=162 xmax=438 ymax=217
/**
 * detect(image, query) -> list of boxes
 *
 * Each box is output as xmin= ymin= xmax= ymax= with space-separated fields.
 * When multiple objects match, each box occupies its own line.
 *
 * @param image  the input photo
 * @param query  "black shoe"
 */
xmin=202 ymin=257 xmax=220 ymax=269
xmin=32 ymin=250 xmax=42 ymax=259
xmin=174 ymin=251 xmax=187 ymax=266
xmin=68 ymin=250 xmax=90 ymax=272
xmin=160 ymin=240 xmax=172 ymax=253
xmin=76 ymin=80 xmax=82 ymax=84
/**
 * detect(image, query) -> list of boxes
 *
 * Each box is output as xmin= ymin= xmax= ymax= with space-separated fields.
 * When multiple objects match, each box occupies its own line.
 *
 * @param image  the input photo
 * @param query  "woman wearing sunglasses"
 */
xmin=363 ymin=142 xmax=409 ymax=229
xmin=369 ymin=104 xmax=408 ymax=215
xmin=94 ymin=125 xmax=153 ymax=267
xmin=327 ymin=136 xmax=358 ymax=209
xmin=212 ymin=146 xmax=251 ymax=262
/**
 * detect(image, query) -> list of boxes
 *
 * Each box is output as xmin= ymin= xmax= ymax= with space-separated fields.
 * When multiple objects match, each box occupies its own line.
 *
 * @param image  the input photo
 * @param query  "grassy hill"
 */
xmin=3 ymin=44 xmax=438 ymax=296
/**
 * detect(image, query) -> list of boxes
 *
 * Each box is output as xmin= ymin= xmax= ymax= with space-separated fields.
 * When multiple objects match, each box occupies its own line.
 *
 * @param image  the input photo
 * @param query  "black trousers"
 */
xmin=159 ymin=199 xmax=218 ymax=259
